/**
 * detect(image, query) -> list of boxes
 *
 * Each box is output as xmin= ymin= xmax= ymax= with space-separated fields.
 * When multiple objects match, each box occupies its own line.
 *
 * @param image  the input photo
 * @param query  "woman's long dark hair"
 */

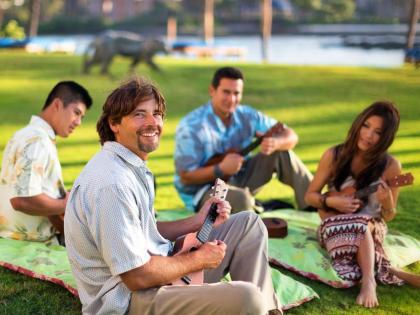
xmin=332 ymin=101 xmax=400 ymax=191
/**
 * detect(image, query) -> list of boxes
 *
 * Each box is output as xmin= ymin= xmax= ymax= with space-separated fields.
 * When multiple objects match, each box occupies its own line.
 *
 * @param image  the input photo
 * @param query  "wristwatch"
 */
xmin=213 ymin=164 xmax=224 ymax=178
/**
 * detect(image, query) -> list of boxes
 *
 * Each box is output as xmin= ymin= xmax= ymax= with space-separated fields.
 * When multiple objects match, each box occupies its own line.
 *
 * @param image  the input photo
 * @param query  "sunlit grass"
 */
xmin=0 ymin=51 xmax=419 ymax=314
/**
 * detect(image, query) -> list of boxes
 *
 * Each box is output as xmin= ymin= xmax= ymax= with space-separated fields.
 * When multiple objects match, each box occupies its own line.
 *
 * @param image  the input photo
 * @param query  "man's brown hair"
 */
xmin=96 ymin=77 xmax=166 ymax=145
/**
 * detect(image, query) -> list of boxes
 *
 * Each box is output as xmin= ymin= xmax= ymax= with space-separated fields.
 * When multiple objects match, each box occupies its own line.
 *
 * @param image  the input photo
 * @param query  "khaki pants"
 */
xmin=129 ymin=212 xmax=281 ymax=315
xmin=199 ymin=150 xmax=313 ymax=213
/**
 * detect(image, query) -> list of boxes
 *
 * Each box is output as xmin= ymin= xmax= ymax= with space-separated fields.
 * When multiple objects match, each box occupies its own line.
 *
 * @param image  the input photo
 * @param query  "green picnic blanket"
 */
xmin=1 ymin=209 xmax=419 ymax=310
xmin=0 ymin=210 xmax=319 ymax=310
xmin=158 ymin=209 xmax=420 ymax=288
xmin=262 ymin=210 xmax=420 ymax=287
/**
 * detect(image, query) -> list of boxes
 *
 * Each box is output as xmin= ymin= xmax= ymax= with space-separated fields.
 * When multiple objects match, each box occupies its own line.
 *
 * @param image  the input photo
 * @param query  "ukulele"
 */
xmin=204 ymin=122 xmax=285 ymax=167
xmin=262 ymin=217 xmax=288 ymax=238
xmin=318 ymin=172 xmax=414 ymax=219
xmin=48 ymin=184 xmax=67 ymax=235
xmin=170 ymin=178 xmax=229 ymax=285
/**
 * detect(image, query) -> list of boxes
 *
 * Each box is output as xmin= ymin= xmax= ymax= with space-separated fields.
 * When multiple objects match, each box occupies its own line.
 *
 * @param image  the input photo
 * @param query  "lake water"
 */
xmin=29 ymin=34 xmax=405 ymax=68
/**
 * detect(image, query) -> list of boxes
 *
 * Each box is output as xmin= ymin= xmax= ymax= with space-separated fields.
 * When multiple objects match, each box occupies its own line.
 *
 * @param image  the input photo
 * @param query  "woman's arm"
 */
xmin=305 ymin=148 xmax=362 ymax=220
xmin=378 ymin=156 xmax=401 ymax=222
xmin=304 ymin=148 xmax=335 ymax=220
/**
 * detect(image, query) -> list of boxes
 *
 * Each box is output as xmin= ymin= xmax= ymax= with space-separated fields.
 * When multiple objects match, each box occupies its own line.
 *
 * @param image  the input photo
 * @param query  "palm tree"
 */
xmin=261 ymin=0 xmax=272 ymax=62
xmin=0 ymin=0 xmax=12 ymax=30
xmin=407 ymin=0 xmax=420 ymax=50
xmin=28 ymin=0 xmax=41 ymax=37
xmin=204 ymin=0 xmax=214 ymax=44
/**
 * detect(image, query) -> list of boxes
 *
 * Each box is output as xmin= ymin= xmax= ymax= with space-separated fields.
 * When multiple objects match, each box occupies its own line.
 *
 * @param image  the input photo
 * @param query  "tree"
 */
xmin=28 ymin=0 xmax=41 ymax=37
xmin=294 ymin=0 xmax=355 ymax=22
xmin=261 ymin=0 xmax=272 ymax=62
xmin=64 ymin=0 xmax=80 ymax=16
xmin=0 ymin=0 xmax=13 ymax=30
xmin=407 ymin=0 xmax=420 ymax=49
xmin=204 ymin=0 xmax=214 ymax=43
xmin=0 ymin=7 xmax=4 ymax=30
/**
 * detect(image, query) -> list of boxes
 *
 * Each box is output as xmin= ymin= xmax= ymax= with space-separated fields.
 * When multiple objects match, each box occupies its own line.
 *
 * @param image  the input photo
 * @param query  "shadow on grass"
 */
xmin=148 ymin=153 xmax=173 ymax=161
xmin=154 ymin=181 xmax=174 ymax=188
xmin=392 ymin=148 xmax=420 ymax=156
xmin=57 ymin=139 xmax=100 ymax=148
xmin=401 ymin=161 xmax=420 ymax=169
xmin=155 ymin=171 xmax=174 ymax=178
xmin=399 ymin=131 xmax=420 ymax=138
xmin=61 ymin=160 xmax=89 ymax=168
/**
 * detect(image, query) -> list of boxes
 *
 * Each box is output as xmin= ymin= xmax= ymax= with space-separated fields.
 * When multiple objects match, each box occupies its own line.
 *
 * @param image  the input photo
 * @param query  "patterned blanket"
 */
xmin=0 ymin=209 xmax=319 ymax=311
xmin=262 ymin=210 xmax=420 ymax=288
xmin=1 ymin=210 xmax=419 ymax=310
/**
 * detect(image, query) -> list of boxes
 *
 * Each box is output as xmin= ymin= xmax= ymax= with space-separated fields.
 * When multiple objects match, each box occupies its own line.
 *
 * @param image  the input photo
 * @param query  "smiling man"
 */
xmin=174 ymin=66 xmax=313 ymax=213
xmin=65 ymin=78 xmax=281 ymax=315
xmin=0 ymin=81 xmax=92 ymax=245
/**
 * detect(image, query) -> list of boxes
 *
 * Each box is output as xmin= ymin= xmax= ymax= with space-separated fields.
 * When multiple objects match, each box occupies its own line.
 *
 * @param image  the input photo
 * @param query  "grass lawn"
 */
xmin=0 ymin=51 xmax=419 ymax=314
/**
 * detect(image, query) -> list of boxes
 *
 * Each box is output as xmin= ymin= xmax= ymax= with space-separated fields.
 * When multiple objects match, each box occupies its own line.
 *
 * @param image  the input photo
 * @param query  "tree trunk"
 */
xmin=407 ymin=0 xmax=420 ymax=49
xmin=167 ymin=16 xmax=177 ymax=43
xmin=261 ymin=0 xmax=272 ymax=62
xmin=28 ymin=0 xmax=41 ymax=37
xmin=0 ymin=7 xmax=4 ymax=31
xmin=64 ymin=0 xmax=80 ymax=16
xmin=204 ymin=0 xmax=214 ymax=44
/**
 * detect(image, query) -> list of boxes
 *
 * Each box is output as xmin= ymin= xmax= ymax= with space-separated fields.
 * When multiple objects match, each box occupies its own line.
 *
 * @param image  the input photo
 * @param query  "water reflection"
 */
xmin=29 ymin=34 xmax=404 ymax=68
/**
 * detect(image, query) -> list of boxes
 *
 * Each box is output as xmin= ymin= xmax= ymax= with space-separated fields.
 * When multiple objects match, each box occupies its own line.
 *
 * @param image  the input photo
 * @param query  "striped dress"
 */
xmin=318 ymin=176 xmax=403 ymax=285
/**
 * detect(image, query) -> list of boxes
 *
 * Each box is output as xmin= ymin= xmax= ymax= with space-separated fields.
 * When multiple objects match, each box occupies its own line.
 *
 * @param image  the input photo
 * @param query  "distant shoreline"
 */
xmin=39 ymin=23 xmax=420 ymax=38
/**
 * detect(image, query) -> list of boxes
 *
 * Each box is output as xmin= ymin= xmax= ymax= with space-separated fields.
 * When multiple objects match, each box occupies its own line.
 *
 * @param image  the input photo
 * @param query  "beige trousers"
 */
xmin=199 ymin=150 xmax=313 ymax=213
xmin=129 ymin=212 xmax=281 ymax=315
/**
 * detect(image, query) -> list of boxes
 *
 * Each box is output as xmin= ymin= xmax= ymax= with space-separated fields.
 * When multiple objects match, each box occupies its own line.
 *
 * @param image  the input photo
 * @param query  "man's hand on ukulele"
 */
xmin=220 ymin=153 xmax=243 ymax=176
xmin=198 ymin=197 xmax=231 ymax=226
xmin=214 ymin=199 xmax=231 ymax=226
xmin=196 ymin=240 xmax=226 ymax=269
xmin=60 ymin=191 xmax=70 ymax=214
xmin=328 ymin=195 xmax=362 ymax=214
xmin=259 ymin=134 xmax=278 ymax=155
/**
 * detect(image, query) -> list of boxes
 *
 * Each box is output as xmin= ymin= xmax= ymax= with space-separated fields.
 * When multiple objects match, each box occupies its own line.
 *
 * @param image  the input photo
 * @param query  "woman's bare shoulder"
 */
xmin=383 ymin=155 xmax=402 ymax=179
xmin=318 ymin=146 xmax=338 ymax=164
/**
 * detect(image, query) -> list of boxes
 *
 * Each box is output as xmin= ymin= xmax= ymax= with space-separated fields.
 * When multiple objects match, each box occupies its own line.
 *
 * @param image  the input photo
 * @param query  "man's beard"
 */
xmin=137 ymin=140 xmax=159 ymax=153
xmin=136 ymin=127 xmax=160 ymax=153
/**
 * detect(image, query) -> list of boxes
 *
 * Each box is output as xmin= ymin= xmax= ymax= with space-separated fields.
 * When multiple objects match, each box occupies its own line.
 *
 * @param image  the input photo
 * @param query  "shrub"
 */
xmin=0 ymin=19 xmax=26 ymax=39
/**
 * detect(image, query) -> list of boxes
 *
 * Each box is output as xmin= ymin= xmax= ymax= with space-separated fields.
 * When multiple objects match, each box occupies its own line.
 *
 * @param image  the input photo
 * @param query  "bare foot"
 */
xmin=356 ymin=278 xmax=378 ymax=308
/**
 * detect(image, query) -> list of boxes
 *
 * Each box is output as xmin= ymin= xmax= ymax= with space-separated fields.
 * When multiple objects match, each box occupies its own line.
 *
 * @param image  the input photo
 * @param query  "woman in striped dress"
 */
xmin=305 ymin=101 xmax=419 ymax=308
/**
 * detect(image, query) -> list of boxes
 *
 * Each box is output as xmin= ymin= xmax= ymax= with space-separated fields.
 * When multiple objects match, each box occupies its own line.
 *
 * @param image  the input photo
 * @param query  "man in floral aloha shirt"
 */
xmin=0 ymin=81 xmax=92 ymax=244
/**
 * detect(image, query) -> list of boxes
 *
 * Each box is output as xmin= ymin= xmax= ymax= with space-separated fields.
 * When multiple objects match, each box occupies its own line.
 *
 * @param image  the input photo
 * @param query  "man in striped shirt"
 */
xmin=65 ymin=78 xmax=281 ymax=315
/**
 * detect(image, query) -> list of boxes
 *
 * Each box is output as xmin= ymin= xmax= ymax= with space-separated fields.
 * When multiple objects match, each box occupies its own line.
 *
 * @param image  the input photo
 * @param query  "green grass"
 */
xmin=0 ymin=51 xmax=419 ymax=314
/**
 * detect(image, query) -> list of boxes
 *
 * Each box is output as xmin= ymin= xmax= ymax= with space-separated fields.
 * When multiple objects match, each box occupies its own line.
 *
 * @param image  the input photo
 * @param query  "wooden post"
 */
xmin=204 ymin=0 xmax=214 ymax=44
xmin=167 ymin=16 xmax=177 ymax=43
xmin=28 ymin=0 xmax=41 ymax=37
xmin=261 ymin=0 xmax=272 ymax=63
xmin=407 ymin=0 xmax=420 ymax=49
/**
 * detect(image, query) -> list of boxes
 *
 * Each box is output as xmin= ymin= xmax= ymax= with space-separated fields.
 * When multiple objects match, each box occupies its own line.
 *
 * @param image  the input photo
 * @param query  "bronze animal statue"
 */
xmin=83 ymin=30 xmax=168 ymax=75
xmin=405 ymin=47 xmax=420 ymax=69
